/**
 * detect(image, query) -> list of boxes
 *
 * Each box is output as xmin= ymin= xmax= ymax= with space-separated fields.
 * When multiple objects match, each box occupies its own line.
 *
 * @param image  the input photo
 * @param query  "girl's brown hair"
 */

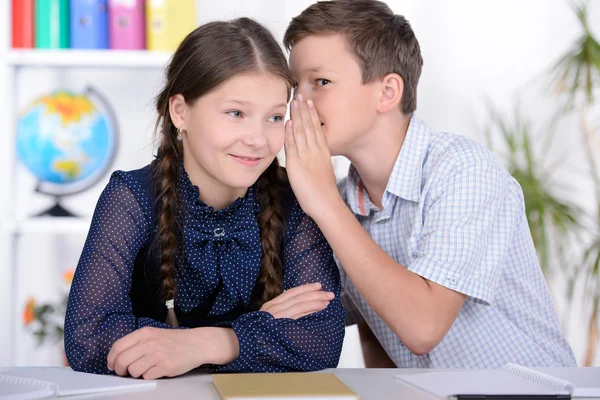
xmin=152 ymin=18 xmax=292 ymax=327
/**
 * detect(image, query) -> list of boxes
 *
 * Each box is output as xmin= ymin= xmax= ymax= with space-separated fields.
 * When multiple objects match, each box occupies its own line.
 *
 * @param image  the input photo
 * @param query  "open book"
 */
xmin=395 ymin=364 xmax=600 ymax=399
xmin=0 ymin=367 xmax=156 ymax=400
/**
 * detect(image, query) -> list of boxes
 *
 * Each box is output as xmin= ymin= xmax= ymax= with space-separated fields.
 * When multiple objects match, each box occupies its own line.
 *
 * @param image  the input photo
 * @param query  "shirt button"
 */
xmin=214 ymin=227 xmax=225 ymax=237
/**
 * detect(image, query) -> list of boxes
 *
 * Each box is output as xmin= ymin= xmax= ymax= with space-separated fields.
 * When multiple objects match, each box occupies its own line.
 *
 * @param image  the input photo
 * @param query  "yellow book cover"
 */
xmin=146 ymin=0 xmax=195 ymax=51
xmin=211 ymin=373 xmax=359 ymax=400
xmin=166 ymin=0 xmax=195 ymax=50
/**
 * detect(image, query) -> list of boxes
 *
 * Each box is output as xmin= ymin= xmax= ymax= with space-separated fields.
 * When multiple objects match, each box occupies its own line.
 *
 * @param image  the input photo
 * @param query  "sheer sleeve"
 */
xmin=64 ymin=171 xmax=181 ymax=374
xmin=340 ymin=287 xmax=364 ymax=326
xmin=215 ymin=202 xmax=346 ymax=372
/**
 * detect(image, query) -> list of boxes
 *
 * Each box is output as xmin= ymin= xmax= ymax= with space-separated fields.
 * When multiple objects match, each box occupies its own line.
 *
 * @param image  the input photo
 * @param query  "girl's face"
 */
xmin=169 ymin=73 xmax=288 ymax=206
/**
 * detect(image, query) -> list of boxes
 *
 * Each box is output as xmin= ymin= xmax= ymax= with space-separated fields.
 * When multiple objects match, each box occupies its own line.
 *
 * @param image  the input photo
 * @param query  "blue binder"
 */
xmin=70 ymin=0 xmax=109 ymax=49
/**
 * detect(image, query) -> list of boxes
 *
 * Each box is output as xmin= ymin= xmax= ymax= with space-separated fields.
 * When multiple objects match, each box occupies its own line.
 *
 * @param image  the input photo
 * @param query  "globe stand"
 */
xmin=34 ymin=198 xmax=77 ymax=217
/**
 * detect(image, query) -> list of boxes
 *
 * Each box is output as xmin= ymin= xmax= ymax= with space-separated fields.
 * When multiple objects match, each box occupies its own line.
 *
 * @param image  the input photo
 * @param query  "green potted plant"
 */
xmin=549 ymin=0 xmax=600 ymax=366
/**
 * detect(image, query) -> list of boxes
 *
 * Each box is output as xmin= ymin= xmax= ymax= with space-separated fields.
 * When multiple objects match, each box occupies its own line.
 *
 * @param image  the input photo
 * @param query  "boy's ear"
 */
xmin=377 ymin=73 xmax=403 ymax=113
xmin=168 ymin=94 xmax=188 ymax=129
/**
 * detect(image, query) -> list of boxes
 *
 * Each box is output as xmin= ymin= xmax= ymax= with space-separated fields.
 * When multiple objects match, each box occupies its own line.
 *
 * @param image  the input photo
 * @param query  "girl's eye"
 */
xmin=316 ymin=79 xmax=330 ymax=86
xmin=292 ymin=82 xmax=298 ymax=90
xmin=227 ymin=110 xmax=242 ymax=118
xmin=268 ymin=115 xmax=284 ymax=123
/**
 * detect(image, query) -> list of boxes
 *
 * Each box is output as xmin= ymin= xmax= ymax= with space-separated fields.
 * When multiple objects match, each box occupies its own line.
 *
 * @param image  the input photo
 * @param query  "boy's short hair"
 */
xmin=284 ymin=0 xmax=423 ymax=114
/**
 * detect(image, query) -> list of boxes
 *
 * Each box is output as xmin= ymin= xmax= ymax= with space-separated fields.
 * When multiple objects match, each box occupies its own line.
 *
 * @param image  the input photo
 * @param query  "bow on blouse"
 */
xmin=177 ymin=195 xmax=263 ymax=316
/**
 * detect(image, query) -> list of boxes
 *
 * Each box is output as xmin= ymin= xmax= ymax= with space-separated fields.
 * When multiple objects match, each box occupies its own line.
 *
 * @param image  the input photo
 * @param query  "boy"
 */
xmin=282 ymin=0 xmax=576 ymax=368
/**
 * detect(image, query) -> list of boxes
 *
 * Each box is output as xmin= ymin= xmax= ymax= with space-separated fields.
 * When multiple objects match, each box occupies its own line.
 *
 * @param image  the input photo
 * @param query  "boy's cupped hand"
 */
xmin=285 ymin=94 xmax=341 ymax=220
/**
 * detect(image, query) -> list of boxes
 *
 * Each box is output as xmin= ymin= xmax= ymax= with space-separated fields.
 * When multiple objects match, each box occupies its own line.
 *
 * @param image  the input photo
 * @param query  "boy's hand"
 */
xmin=285 ymin=94 xmax=342 ymax=220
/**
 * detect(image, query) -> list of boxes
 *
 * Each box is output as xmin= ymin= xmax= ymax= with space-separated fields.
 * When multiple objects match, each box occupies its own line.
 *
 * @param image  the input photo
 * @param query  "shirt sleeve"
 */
xmin=407 ymin=156 xmax=519 ymax=305
xmin=214 ymin=203 xmax=346 ymax=372
xmin=64 ymin=172 xmax=182 ymax=375
xmin=340 ymin=287 xmax=364 ymax=326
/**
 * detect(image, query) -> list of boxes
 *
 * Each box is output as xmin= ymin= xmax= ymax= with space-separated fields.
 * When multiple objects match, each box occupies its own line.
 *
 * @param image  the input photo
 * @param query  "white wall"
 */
xmin=395 ymin=0 xmax=599 ymax=366
xmin=0 ymin=0 xmax=598 ymax=367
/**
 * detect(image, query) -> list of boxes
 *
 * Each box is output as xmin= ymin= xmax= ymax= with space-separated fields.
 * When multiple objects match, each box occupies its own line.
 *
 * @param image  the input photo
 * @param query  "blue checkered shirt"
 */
xmin=337 ymin=116 xmax=576 ymax=368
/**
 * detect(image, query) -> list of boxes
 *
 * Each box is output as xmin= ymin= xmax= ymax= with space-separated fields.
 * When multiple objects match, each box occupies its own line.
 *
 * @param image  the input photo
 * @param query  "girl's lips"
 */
xmin=230 ymin=154 xmax=261 ymax=167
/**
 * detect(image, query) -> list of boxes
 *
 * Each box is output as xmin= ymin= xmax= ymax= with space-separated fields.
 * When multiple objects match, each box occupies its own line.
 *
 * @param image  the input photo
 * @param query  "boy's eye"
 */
xmin=316 ymin=79 xmax=330 ymax=86
xmin=268 ymin=115 xmax=284 ymax=123
xmin=292 ymin=82 xmax=298 ymax=90
xmin=227 ymin=110 xmax=242 ymax=118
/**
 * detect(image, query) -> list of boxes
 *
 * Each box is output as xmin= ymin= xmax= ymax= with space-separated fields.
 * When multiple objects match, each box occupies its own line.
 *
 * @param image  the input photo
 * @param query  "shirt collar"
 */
xmin=385 ymin=115 xmax=431 ymax=203
xmin=345 ymin=115 xmax=432 ymax=216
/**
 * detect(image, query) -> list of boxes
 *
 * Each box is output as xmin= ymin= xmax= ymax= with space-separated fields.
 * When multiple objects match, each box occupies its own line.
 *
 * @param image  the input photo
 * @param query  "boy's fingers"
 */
xmin=284 ymin=119 xmax=296 ymax=157
xmin=306 ymin=99 xmax=327 ymax=148
xmin=290 ymin=99 xmax=307 ymax=152
xmin=297 ymin=97 xmax=317 ymax=148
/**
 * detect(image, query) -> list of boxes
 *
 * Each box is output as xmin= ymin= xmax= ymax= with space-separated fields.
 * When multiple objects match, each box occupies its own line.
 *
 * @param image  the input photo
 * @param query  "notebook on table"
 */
xmin=0 ymin=367 xmax=156 ymax=400
xmin=395 ymin=363 xmax=600 ymax=399
xmin=211 ymin=372 xmax=359 ymax=400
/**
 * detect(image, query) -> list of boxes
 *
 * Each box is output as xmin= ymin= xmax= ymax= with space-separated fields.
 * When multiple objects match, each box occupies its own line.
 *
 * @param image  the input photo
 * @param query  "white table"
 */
xmin=0 ymin=368 xmax=434 ymax=399
xmin=133 ymin=368 xmax=437 ymax=400
xmin=3 ymin=367 xmax=600 ymax=399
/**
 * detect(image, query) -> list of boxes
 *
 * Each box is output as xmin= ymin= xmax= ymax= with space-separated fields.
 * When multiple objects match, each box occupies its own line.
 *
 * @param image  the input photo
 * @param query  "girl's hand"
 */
xmin=106 ymin=326 xmax=238 ymax=379
xmin=285 ymin=95 xmax=342 ymax=221
xmin=260 ymin=282 xmax=334 ymax=319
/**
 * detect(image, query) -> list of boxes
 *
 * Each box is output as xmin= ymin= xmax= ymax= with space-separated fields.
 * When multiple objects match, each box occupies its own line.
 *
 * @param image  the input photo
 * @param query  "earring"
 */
xmin=177 ymin=126 xmax=184 ymax=141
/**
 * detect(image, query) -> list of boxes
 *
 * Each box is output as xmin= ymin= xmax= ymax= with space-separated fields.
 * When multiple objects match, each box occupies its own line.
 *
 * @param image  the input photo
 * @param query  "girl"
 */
xmin=64 ymin=18 xmax=345 ymax=379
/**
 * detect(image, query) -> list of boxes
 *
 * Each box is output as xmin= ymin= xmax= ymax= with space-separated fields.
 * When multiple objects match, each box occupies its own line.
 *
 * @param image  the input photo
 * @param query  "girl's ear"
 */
xmin=377 ymin=73 xmax=403 ymax=113
xmin=168 ymin=94 xmax=188 ymax=129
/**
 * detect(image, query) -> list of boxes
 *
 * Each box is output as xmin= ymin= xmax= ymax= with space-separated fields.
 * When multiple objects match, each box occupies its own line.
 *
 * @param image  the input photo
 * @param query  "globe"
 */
xmin=16 ymin=88 xmax=118 ymax=217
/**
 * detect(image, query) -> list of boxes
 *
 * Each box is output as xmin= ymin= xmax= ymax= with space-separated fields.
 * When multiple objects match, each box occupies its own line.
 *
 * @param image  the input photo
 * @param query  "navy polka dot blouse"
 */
xmin=64 ymin=163 xmax=345 ymax=374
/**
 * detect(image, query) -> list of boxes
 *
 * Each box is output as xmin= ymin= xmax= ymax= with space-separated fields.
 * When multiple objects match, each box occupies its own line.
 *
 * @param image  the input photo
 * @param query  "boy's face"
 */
xmin=289 ymin=34 xmax=380 ymax=156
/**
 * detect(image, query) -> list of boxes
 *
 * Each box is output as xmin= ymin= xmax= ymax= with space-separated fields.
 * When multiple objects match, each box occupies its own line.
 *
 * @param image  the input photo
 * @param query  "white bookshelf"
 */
xmin=7 ymin=49 xmax=172 ymax=69
xmin=3 ymin=218 xmax=92 ymax=235
xmin=1 ymin=44 xmax=171 ymax=366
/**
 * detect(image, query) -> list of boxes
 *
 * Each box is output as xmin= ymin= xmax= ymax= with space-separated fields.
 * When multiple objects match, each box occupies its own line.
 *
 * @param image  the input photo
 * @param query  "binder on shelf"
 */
xmin=35 ymin=0 xmax=70 ymax=49
xmin=108 ymin=0 xmax=146 ymax=50
xmin=146 ymin=0 xmax=168 ymax=50
xmin=146 ymin=0 xmax=196 ymax=51
xmin=12 ymin=0 xmax=35 ymax=48
xmin=165 ymin=0 xmax=195 ymax=50
xmin=70 ymin=0 xmax=109 ymax=49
